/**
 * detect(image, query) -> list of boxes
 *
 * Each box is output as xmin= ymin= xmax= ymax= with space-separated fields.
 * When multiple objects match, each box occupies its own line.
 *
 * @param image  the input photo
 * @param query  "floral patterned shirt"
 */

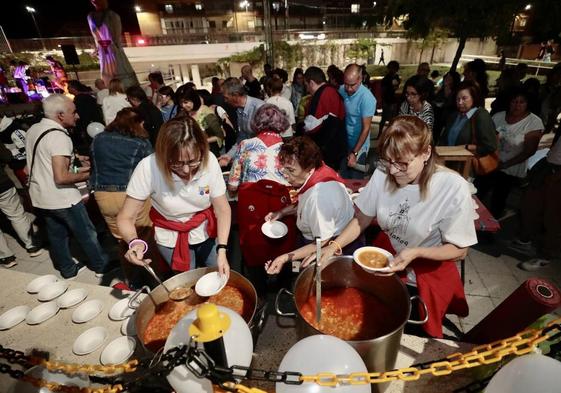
xmin=227 ymin=132 xmax=288 ymax=188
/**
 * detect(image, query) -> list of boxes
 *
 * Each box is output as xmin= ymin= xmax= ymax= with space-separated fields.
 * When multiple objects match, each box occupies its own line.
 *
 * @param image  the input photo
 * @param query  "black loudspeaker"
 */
xmin=61 ymin=44 xmax=80 ymax=65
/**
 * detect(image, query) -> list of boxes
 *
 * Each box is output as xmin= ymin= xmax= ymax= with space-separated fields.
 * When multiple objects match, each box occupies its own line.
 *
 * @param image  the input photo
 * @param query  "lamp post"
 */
xmin=25 ymin=6 xmax=46 ymax=51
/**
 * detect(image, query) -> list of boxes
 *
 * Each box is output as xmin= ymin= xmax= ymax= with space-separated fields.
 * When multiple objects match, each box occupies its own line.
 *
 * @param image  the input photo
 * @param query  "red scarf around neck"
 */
xmin=290 ymin=163 xmax=343 ymax=204
xmin=149 ymin=207 xmax=217 ymax=272
xmin=257 ymin=131 xmax=283 ymax=147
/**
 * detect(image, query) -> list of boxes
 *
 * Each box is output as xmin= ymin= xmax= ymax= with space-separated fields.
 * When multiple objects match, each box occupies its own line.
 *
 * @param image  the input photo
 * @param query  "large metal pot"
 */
xmin=275 ymin=256 xmax=427 ymax=393
xmin=131 ymin=267 xmax=265 ymax=354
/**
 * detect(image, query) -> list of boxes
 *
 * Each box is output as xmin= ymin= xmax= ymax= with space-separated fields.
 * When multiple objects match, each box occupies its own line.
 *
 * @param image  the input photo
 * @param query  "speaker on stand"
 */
xmin=60 ymin=44 xmax=81 ymax=81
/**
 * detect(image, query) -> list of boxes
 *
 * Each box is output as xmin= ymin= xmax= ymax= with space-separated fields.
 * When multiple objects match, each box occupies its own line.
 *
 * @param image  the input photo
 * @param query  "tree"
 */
xmin=386 ymin=0 xmax=528 ymax=72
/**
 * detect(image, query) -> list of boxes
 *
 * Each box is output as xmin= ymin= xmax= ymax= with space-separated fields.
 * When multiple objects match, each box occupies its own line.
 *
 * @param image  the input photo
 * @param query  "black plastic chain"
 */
xmin=0 ymin=362 xmax=25 ymax=380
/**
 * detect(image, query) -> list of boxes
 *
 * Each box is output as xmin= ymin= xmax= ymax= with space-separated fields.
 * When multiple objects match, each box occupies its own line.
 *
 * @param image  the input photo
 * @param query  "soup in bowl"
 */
xmin=352 ymin=246 xmax=393 ymax=272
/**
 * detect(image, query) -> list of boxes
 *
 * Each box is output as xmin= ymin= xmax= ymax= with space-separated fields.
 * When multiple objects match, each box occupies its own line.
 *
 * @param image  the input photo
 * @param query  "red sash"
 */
xmin=372 ymin=231 xmax=468 ymax=338
xmin=149 ymin=207 xmax=217 ymax=272
xmin=291 ymin=164 xmax=343 ymax=203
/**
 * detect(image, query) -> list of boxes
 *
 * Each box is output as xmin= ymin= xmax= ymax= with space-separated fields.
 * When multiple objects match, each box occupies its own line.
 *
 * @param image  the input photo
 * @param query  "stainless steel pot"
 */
xmin=130 ymin=267 xmax=266 ymax=354
xmin=275 ymin=256 xmax=427 ymax=393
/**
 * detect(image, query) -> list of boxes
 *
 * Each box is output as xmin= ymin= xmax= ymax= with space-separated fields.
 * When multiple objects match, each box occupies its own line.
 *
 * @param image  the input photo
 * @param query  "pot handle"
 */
xmin=254 ymin=303 xmax=268 ymax=333
xmin=274 ymin=287 xmax=296 ymax=317
xmin=128 ymin=285 xmax=151 ymax=309
xmin=407 ymin=295 xmax=429 ymax=325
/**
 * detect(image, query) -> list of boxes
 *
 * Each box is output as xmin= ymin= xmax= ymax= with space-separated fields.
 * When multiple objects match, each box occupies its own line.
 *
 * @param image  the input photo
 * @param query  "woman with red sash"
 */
xmin=318 ymin=116 xmax=477 ymax=338
xmin=117 ymin=117 xmax=231 ymax=278
xmin=227 ymin=104 xmax=297 ymax=295
xmin=265 ymin=137 xmax=356 ymax=274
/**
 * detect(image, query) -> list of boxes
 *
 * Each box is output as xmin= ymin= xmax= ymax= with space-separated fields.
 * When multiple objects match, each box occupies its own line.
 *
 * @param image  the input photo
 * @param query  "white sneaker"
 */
xmin=518 ymin=258 xmax=551 ymax=271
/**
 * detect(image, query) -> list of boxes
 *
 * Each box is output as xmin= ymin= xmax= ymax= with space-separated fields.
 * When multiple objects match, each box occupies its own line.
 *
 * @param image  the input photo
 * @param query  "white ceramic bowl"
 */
xmin=108 ymin=298 xmax=135 ymax=321
xmin=261 ymin=221 xmax=288 ymax=239
xmin=72 ymin=299 xmax=103 ymax=324
xmin=0 ymin=305 xmax=31 ymax=330
xmin=37 ymin=281 xmax=69 ymax=302
xmin=195 ymin=272 xmax=228 ymax=297
xmin=57 ymin=288 xmax=88 ymax=309
xmin=26 ymin=274 xmax=58 ymax=294
xmin=73 ymin=326 xmax=108 ymax=355
xmin=121 ymin=314 xmax=137 ymax=336
xmin=100 ymin=336 xmax=136 ymax=365
xmin=26 ymin=302 xmax=59 ymax=325
xmin=352 ymin=246 xmax=393 ymax=273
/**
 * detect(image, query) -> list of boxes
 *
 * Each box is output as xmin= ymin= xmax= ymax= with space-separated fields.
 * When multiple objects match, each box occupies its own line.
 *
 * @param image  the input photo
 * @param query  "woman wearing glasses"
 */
xmin=398 ymin=75 xmax=434 ymax=131
xmin=317 ymin=116 xmax=477 ymax=338
xmin=117 ymin=117 xmax=231 ymax=278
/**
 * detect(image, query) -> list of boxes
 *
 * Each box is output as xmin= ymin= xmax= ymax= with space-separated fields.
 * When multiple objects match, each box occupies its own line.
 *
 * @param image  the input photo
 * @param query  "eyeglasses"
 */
xmin=379 ymin=157 xmax=417 ymax=172
xmin=169 ymin=160 xmax=201 ymax=170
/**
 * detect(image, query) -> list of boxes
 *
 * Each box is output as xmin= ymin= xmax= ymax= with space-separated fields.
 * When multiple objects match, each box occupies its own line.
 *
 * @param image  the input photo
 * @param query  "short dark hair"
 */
xmin=403 ymin=75 xmax=432 ymax=101
xmin=148 ymin=72 xmax=164 ymax=85
xmin=125 ymin=85 xmax=149 ymax=102
xmin=197 ymin=89 xmax=212 ymax=106
xmin=267 ymin=77 xmax=284 ymax=94
xmin=304 ymin=66 xmax=327 ymax=84
xmin=222 ymin=77 xmax=246 ymax=96
xmin=388 ymin=60 xmax=400 ymax=71
xmin=158 ymin=85 xmax=174 ymax=97
xmin=456 ymin=80 xmax=482 ymax=108
xmin=177 ymin=88 xmax=201 ymax=111
xmin=279 ymin=136 xmax=322 ymax=171
xmin=271 ymin=68 xmax=288 ymax=83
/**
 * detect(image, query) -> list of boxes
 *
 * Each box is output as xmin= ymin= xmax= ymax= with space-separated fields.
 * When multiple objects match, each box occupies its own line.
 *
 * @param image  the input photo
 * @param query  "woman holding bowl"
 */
xmin=265 ymin=136 xmax=356 ymax=275
xmin=318 ymin=116 xmax=477 ymax=338
xmin=117 ymin=117 xmax=231 ymax=277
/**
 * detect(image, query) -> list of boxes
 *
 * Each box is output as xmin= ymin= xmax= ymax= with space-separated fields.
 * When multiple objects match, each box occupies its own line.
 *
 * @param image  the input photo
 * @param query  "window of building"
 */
xmin=195 ymin=3 xmax=203 ymax=11
xmin=351 ymin=4 xmax=360 ymax=13
xmin=165 ymin=4 xmax=173 ymax=14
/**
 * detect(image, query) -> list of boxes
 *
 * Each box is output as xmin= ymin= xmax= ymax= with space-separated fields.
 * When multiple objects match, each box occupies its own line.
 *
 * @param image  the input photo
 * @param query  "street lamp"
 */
xmin=25 ymin=6 xmax=46 ymax=51
xmin=240 ymin=0 xmax=249 ymax=12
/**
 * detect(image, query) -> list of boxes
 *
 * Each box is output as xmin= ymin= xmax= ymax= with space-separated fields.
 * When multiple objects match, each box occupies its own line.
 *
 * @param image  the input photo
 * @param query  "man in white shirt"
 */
xmin=26 ymin=94 xmax=112 ymax=279
xmin=265 ymin=77 xmax=295 ymax=138
xmin=95 ymin=79 xmax=109 ymax=106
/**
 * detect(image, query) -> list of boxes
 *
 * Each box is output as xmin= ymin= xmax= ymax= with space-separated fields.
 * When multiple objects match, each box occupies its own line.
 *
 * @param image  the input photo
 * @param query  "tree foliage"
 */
xmin=386 ymin=0 xmax=528 ymax=70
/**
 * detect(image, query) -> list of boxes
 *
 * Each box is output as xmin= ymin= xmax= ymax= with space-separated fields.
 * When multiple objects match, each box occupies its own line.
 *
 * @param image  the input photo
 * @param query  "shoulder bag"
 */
xmin=470 ymin=113 xmax=500 ymax=176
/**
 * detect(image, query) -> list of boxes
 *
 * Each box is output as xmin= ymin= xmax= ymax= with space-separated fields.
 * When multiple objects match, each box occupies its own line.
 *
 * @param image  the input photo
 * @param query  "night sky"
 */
xmin=1 ymin=0 xmax=139 ymax=39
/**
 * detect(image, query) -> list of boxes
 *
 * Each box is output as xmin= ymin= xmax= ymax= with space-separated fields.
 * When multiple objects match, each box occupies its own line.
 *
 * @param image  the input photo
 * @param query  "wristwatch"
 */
xmin=216 ymin=244 xmax=228 ymax=252
xmin=352 ymin=151 xmax=359 ymax=157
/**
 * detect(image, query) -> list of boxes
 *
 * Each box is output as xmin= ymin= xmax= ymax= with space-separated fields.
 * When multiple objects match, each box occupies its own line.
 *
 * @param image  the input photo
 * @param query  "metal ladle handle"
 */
xmin=143 ymin=264 xmax=171 ymax=295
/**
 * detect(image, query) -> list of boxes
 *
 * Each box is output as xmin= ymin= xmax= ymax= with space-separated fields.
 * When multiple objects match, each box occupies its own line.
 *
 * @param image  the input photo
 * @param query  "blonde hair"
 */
xmin=155 ymin=117 xmax=209 ymax=187
xmin=378 ymin=115 xmax=437 ymax=200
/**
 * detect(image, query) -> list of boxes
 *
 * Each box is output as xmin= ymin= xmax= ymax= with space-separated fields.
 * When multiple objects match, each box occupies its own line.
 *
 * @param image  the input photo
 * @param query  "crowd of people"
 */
xmin=0 ymin=57 xmax=560 ymax=339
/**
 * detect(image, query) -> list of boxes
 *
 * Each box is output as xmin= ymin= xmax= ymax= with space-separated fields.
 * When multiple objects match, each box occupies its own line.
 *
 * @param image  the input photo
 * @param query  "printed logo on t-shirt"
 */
xmin=198 ymin=186 xmax=210 ymax=196
xmin=388 ymin=199 xmax=410 ymax=246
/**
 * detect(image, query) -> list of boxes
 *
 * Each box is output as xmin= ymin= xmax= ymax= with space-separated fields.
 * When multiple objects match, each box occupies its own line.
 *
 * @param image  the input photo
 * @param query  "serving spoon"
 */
xmin=142 ymin=264 xmax=192 ymax=302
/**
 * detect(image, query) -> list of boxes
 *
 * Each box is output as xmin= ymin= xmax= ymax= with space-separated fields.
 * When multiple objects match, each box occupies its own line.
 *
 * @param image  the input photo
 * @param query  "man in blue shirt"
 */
xmin=338 ymin=64 xmax=376 ymax=179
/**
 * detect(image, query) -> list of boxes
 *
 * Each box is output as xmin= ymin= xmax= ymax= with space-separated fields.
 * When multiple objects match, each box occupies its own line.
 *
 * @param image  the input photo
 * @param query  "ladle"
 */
xmin=142 ymin=264 xmax=192 ymax=301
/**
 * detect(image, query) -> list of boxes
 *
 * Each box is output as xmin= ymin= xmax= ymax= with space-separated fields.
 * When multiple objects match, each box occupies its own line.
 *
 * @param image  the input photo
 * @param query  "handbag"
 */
xmin=470 ymin=114 xmax=499 ymax=176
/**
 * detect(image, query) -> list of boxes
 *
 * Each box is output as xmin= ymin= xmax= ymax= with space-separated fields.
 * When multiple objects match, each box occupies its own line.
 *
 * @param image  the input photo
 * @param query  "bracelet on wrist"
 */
xmin=128 ymin=238 xmax=148 ymax=253
xmin=216 ymin=244 xmax=228 ymax=253
xmin=328 ymin=240 xmax=343 ymax=256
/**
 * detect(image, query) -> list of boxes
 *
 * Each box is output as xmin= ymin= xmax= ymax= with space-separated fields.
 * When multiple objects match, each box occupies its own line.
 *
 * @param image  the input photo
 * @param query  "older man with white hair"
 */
xmin=26 ymin=94 xmax=113 ymax=279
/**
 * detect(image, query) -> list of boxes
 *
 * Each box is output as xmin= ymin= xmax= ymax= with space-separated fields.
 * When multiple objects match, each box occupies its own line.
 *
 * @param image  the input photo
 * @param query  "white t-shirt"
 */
xmin=126 ymin=153 xmax=226 ymax=247
xmin=102 ymin=93 xmax=131 ymax=125
xmin=297 ymin=181 xmax=354 ymax=241
xmin=355 ymin=168 xmax=477 ymax=283
xmin=25 ymin=118 xmax=82 ymax=209
xmin=96 ymin=88 xmax=109 ymax=106
xmin=493 ymin=111 xmax=544 ymax=178
xmin=266 ymin=95 xmax=295 ymax=138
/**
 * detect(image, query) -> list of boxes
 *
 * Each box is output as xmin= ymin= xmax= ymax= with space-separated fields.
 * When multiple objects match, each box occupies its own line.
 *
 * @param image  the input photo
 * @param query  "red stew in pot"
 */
xmin=143 ymin=285 xmax=252 ymax=351
xmin=300 ymin=287 xmax=400 ymax=340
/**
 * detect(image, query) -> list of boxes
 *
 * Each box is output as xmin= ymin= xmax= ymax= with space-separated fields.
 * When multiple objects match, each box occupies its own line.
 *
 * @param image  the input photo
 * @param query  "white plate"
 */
xmin=109 ymin=298 xmax=135 ymax=321
xmin=73 ymin=326 xmax=108 ymax=355
xmin=352 ymin=246 xmax=393 ymax=273
xmin=26 ymin=302 xmax=59 ymax=325
xmin=261 ymin=221 xmax=288 ymax=239
xmin=57 ymin=288 xmax=88 ymax=309
xmin=0 ymin=305 xmax=31 ymax=330
xmin=26 ymin=274 xmax=58 ymax=294
xmin=121 ymin=314 xmax=137 ymax=336
xmin=100 ymin=336 xmax=136 ymax=365
xmin=72 ymin=299 xmax=103 ymax=323
xmin=37 ymin=281 xmax=69 ymax=302
xmin=195 ymin=272 xmax=228 ymax=297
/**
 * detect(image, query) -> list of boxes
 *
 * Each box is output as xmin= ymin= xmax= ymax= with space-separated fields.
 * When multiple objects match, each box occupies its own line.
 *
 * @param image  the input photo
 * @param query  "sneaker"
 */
xmin=26 ymin=246 xmax=44 ymax=257
xmin=518 ymin=258 xmax=551 ymax=272
xmin=0 ymin=255 xmax=17 ymax=268
xmin=63 ymin=263 xmax=88 ymax=280
xmin=94 ymin=265 xmax=120 ymax=278
xmin=508 ymin=239 xmax=536 ymax=255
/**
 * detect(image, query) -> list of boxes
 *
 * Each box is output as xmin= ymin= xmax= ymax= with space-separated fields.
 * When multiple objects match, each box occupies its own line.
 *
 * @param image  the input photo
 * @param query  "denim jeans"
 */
xmin=36 ymin=202 xmax=109 ymax=278
xmin=339 ymin=151 xmax=367 ymax=179
xmin=157 ymin=237 xmax=218 ymax=271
